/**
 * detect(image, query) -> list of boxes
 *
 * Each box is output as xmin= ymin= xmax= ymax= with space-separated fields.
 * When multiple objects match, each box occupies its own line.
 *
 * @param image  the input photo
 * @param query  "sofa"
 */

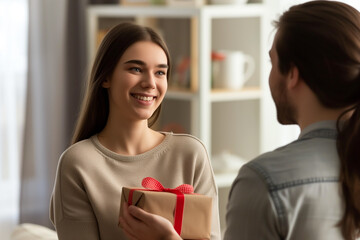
xmin=10 ymin=224 xmax=57 ymax=240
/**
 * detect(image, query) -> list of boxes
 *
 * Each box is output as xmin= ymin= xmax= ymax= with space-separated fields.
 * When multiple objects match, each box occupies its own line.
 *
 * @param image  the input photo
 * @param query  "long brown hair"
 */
xmin=72 ymin=22 xmax=171 ymax=144
xmin=275 ymin=1 xmax=360 ymax=239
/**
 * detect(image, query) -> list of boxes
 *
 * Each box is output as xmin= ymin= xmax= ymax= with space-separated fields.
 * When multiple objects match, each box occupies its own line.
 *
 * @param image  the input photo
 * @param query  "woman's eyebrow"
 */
xmin=124 ymin=59 xmax=168 ymax=69
xmin=157 ymin=64 xmax=168 ymax=69
xmin=124 ymin=59 xmax=145 ymax=65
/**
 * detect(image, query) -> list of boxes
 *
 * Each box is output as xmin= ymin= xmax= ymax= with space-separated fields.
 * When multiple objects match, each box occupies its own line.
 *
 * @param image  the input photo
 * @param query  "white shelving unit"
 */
xmin=87 ymin=1 xmax=269 ymax=183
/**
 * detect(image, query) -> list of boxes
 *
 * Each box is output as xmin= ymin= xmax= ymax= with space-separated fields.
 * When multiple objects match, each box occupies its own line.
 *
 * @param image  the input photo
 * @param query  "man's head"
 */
xmin=270 ymin=0 xmax=360 ymax=124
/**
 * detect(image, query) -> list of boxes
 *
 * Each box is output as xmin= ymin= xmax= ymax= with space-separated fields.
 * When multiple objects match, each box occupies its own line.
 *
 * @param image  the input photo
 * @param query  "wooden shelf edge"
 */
xmin=211 ymin=87 xmax=262 ymax=102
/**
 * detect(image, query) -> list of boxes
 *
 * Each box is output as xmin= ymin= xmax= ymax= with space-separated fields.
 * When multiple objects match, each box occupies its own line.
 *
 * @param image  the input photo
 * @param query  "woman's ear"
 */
xmin=102 ymin=78 xmax=111 ymax=88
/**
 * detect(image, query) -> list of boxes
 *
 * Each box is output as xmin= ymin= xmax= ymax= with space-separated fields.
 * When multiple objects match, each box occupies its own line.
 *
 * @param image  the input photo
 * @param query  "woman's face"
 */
xmin=103 ymin=41 xmax=168 ymax=123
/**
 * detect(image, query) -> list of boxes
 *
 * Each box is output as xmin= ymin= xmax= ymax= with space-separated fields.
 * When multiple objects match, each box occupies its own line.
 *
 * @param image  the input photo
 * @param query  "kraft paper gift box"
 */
xmin=119 ymin=178 xmax=212 ymax=239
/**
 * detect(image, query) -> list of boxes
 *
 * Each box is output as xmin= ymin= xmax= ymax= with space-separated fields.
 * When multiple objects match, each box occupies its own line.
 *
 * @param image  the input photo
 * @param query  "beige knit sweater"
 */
xmin=50 ymin=132 xmax=221 ymax=240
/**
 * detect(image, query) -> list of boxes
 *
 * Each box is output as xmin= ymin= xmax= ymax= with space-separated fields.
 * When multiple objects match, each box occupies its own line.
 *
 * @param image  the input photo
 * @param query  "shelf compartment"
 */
xmin=211 ymin=100 xmax=260 ymax=160
xmin=159 ymin=99 xmax=192 ymax=134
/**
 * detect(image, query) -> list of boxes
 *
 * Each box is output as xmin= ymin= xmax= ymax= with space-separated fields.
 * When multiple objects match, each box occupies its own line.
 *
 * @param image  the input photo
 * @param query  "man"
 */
xmin=120 ymin=1 xmax=360 ymax=239
xmin=224 ymin=1 xmax=360 ymax=239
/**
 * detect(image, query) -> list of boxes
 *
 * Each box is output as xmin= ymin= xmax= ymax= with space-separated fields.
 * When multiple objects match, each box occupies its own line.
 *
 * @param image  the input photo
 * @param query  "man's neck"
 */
xmin=297 ymin=107 xmax=345 ymax=131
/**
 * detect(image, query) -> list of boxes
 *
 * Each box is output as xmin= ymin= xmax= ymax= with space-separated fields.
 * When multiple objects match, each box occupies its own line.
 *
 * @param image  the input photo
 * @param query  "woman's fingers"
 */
xmin=128 ymin=205 xmax=152 ymax=223
xmin=119 ymin=217 xmax=138 ymax=240
xmin=120 ymin=203 xmax=142 ymax=238
xmin=120 ymin=202 xmax=182 ymax=240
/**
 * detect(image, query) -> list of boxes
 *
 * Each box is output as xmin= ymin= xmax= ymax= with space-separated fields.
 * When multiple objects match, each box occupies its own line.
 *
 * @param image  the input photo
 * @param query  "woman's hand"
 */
xmin=119 ymin=203 xmax=182 ymax=240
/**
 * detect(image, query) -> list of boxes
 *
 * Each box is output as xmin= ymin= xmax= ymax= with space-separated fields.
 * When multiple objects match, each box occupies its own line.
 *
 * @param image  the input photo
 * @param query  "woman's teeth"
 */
xmin=133 ymin=95 xmax=154 ymax=101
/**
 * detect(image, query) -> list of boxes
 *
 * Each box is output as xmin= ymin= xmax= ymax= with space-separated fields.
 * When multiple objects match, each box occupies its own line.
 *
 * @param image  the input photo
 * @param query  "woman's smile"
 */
xmin=131 ymin=93 xmax=157 ymax=105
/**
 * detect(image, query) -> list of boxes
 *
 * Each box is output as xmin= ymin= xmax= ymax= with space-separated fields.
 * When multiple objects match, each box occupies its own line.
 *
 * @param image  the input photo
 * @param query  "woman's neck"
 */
xmin=98 ymin=118 xmax=163 ymax=156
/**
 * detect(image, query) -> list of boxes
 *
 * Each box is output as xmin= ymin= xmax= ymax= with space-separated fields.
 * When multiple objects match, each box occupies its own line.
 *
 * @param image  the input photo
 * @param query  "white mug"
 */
xmin=212 ymin=50 xmax=255 ymax=89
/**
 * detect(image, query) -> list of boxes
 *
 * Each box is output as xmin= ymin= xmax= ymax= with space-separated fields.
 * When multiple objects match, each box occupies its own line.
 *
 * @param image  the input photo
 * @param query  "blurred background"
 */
xmin=1 ymin=0 xmax=359 ymax=239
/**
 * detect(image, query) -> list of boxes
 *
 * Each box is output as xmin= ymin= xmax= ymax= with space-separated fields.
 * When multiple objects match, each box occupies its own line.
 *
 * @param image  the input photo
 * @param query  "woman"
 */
xmin=50 ymin=22 xmax=220 ymax=240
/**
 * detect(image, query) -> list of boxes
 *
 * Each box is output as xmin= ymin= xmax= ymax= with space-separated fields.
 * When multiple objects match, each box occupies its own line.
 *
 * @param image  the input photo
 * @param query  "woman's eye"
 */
xmin=130 ymin=67 xmax=141 ymax=73
xmin=156 ymin=71 xmax=166 ymax=76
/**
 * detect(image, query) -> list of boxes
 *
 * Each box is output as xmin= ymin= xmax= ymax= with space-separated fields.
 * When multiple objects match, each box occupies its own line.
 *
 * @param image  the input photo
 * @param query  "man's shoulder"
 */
xmin=247 ymin=140 xmax=297 ymax=169
xmin=244 ymin=137 xmax=339 ymax=187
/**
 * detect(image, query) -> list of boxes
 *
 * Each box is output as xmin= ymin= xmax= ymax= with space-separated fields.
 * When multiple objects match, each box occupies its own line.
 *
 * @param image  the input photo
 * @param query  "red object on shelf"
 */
xmin=211 ymin=51 xmax=226 ymax=61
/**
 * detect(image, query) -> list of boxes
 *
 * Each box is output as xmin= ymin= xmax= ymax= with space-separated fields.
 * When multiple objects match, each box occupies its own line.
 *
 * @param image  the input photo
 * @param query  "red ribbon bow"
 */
xmin=142 ymin=177 xmax=194 ymax=194
xmin=127 ymin=177 xmax=194 ymax=235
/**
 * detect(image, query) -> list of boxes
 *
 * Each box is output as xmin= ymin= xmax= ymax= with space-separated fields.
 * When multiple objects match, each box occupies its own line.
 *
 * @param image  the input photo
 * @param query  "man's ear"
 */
xmin=102 ymin=78 xmax=111 ymax=88
xmin=287 ymin=64 xmax=300 ymax=90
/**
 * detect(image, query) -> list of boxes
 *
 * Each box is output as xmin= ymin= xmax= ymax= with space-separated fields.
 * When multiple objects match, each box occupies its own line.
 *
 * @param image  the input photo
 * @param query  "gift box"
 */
xmin=119 ymin=177 xmax=212 ymax=239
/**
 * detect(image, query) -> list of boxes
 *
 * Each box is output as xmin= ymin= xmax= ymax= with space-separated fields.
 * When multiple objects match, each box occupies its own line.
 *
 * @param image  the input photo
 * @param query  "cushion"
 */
xmin=10 ymin=223 xmax=58 ymax=240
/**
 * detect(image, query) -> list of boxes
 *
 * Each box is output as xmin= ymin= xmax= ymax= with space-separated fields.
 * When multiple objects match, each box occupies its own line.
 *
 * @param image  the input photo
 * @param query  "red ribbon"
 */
xmin=127 ymin=177 xmax=194 ymax=235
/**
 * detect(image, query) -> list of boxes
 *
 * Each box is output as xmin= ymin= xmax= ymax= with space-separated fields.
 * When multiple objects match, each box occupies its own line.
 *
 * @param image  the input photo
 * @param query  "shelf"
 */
xmin=202 ymin=4 xmax=265 ymax=18
xmin=214 ymin=172 xmax=238 ymax=188
xmin=88 ymin=3 xmax=265 ymax=19
xmin=165 ymin=88 xmax=197 ymax=100
xmin=165 ymin=87 xmax=262 ymax=102
xmin=88 ymin=5 xmax=198 ymax=18
xmin=211 ymin=87 xmax=262 ymax=102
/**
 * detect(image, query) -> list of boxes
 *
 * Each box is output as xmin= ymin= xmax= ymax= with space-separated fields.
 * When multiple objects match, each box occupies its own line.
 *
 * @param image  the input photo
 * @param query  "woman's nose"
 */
xmin=141 ymin=72 xmax=156 ymax=89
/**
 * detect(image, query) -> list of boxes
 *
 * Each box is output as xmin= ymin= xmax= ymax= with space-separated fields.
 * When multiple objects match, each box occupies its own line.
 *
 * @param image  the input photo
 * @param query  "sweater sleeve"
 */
xmin=49 ymin=150 xmax=100 ymax=240
xmin=191 ymin=139 xmax=221 ymax=240
xmin=223 ymin=165 xmax=279 ymax=240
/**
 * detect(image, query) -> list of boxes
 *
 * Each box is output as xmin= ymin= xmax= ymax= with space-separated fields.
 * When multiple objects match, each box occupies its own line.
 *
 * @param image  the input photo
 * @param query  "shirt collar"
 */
xmin=298 ymin=120 xmax=337 ymax=139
